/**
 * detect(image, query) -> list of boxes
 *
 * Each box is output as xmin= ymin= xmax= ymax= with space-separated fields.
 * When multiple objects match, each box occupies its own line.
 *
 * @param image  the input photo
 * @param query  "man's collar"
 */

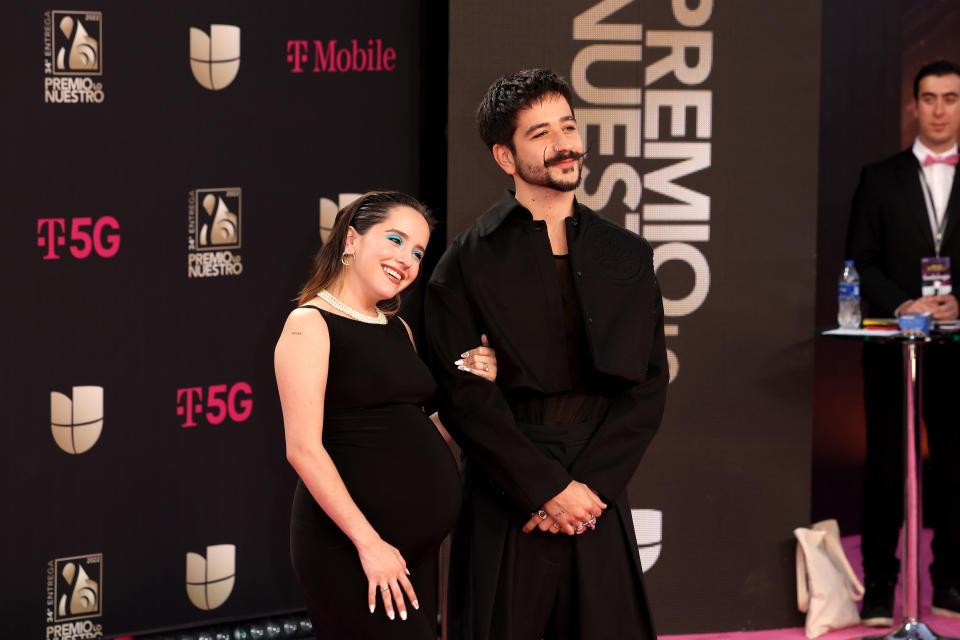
xmin=476 ymin=190 xmax=527 ymax=237
xmin=476 ymin=189 xmax=586 ymax=237
xmin=913 ymin=137 xmax=959 ymax=164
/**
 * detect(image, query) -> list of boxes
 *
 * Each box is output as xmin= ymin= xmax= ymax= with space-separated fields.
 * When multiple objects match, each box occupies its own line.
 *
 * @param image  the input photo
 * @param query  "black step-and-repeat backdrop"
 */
xmin=1 ymin=2 xmax=427 ymax=638
xmin=448 ymin=0 xmax=820 ymax=632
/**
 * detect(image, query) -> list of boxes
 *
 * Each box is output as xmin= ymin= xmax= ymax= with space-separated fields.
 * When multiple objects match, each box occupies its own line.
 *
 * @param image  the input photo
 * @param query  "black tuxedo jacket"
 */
xmin=846 ymin=149 xmax=960 ymax=316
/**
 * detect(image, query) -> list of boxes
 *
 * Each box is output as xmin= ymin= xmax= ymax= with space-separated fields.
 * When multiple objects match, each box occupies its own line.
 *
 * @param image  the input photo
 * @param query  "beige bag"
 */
xmin=794 ymin=519 xmax=865 ymax=638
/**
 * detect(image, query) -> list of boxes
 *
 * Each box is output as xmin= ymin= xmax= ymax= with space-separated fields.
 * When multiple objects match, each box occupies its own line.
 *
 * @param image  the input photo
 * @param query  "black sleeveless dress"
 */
xmin=289 ymin=308 xmax=462 ymax=639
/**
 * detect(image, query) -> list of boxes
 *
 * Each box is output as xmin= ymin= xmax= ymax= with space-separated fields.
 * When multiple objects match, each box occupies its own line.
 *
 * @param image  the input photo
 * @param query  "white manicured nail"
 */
xmin=413 ymin=599 xmax=419 ymax=609
xmin=454 ymin=359 xmax=464 ymax=366
xmin=458 ymin=365 xmax=469 ymax=372
xmin=400 ymin=610 xmax=407 ymax=620
xmin=460 ymin=351 xmax=469 ymax=358
xmin=388 ymin=611 xmax=395 ymax=620
xmin=369 ymin=604 xmax=375 ymax=613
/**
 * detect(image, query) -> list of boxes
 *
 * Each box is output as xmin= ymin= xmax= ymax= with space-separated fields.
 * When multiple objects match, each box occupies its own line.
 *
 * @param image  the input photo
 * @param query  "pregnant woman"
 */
xmin=275 ymin=191 xmax=495 ymax=639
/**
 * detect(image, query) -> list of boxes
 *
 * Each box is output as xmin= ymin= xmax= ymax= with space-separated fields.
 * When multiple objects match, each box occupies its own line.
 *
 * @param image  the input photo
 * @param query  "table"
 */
xmin=819 ymin=328 xmax=960 ymax=640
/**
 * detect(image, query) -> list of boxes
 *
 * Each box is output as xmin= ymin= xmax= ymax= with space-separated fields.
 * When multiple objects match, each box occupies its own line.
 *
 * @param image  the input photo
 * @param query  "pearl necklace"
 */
xmin=318 ymin=290 xmax=387 ymax=325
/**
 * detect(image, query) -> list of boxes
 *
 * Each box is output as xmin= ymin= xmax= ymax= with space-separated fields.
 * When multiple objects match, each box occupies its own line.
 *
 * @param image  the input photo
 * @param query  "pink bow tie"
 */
xmin=924 ymin=153 xmax=959 ymax=167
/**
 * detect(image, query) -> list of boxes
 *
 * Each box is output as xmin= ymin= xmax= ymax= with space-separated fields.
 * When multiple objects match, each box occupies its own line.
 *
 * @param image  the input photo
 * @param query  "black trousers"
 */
xmin=861 ymin=341 xmax=960 ymax=589
xmin=484 ymin=496 xmax=651 ymax=640
xmin=448 ymin=419 xmax=655 ymax=640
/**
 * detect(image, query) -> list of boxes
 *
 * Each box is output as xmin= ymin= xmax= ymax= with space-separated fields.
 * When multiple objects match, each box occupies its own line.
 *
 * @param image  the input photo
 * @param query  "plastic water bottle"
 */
xmin=838 ymin=260 xmax=861 ymax=329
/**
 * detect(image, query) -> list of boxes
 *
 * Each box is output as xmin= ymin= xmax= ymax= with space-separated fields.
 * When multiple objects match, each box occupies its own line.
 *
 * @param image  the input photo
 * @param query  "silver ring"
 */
xmin=380 ymin=586 xmax=389 ymax=592
xmin=483 ymin=363 xmax=489 ymax=372
xmin=533 ymin=509 xmax=548 ymax=520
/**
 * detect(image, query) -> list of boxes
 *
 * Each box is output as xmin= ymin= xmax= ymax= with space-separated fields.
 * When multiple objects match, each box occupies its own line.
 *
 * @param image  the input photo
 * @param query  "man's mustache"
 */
xmin=543 ymin=149 xmax=587 ymax=167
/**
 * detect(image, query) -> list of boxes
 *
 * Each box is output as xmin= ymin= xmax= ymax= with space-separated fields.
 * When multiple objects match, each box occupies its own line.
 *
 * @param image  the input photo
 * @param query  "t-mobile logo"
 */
xmin=37 ymin=217 xmax=120 ymax=260
xmin=286 ymin=39 xmax=396 ymax=73
xmin=176 ymin=382 xmax=253 ymax=428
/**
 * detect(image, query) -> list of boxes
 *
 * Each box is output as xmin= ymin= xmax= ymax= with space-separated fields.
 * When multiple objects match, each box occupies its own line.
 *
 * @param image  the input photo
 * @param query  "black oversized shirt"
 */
xmin=425 ymin=190 xmax=668 ymax=513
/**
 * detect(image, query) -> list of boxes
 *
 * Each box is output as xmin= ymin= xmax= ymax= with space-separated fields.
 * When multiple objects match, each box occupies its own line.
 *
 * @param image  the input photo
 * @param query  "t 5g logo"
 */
xmin=37 ymin=217 xmax=120 ymax=260
xmin=176 ymin=382 xmax=253 ymax=428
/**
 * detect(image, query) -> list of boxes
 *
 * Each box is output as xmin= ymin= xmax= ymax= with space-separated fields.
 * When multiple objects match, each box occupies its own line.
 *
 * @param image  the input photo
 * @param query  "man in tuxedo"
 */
xmin=847 ymin=59 xmax=960 ymax=625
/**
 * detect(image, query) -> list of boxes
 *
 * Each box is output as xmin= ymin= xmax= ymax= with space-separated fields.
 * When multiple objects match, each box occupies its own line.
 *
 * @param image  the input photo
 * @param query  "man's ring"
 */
xmin=483 ymin=363 xmax=489 ymax=372
xmin=551 ymin=522 xmax=560 ymax=530
xmin=381 ymin=586 xmax=389 ymax=592
xmin=533 ymin=509 xmax=548 ymax=520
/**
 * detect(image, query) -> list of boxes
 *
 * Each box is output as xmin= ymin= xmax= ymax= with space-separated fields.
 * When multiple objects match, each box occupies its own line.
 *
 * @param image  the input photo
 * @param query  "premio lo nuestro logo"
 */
xmin=45 ymin=553 xmax=103 ymax=640
xmin=632 ymin=508 xmax=662 ymax=573
xmin=190 ymin=24 xmax=240 ymax=90
xmin=43 ymin=10 xmax=105 ymax=103
xmin=319 ymin=193 xmax=361 ymax=242
xmin=186 ymin=544 xmax=236 ymax=610
xmin=187 ymin=188 xmax=243 ymax=278
xmin=50 ymin=386 xmax=103 ymax=454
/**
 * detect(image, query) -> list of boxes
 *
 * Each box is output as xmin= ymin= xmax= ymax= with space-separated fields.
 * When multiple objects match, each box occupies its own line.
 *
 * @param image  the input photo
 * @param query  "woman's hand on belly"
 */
xmin=357 ymin=536 xmax=420 ymax=622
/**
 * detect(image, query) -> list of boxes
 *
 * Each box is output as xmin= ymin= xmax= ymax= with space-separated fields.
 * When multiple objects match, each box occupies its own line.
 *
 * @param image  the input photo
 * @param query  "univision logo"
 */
xmin=319 ymin=193 xmax=361 ymax=242
xmin=632 ymin=508 xmax=662 ymax=572
xmin=190 ymin=25 xmax=240 ymax=90
xmin=50 ymin=386 xmax=103 ymax=454
xmin=186 ymin=544 xmax=236 ymax=610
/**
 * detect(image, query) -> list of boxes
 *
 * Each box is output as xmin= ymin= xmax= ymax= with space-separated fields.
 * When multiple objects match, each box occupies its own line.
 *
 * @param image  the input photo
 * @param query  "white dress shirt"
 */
xmin=912 ymin=137 xmax=957 ymax=233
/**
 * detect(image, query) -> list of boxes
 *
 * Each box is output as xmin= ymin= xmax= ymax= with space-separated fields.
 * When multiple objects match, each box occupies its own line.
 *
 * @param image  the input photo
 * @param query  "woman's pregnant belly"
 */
xmin=322 ymin=404 xmax=462 ymax=560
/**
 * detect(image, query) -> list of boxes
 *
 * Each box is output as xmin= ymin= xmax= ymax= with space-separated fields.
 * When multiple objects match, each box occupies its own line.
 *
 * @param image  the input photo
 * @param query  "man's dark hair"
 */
xmin=477 ymin=69 xmax=574 ymax=151
xmin=913 ymin=60 xmax=960 ymax=99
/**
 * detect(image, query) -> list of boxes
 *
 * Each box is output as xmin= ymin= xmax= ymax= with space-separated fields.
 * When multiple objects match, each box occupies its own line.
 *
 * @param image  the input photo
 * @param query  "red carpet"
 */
xmin=662 ymin=529 xmax=960 ymax=640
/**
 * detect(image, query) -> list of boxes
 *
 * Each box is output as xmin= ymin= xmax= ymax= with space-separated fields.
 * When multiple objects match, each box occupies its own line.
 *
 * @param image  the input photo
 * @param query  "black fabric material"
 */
xmin=426 ymin=190 xmax=668 ymax=512
xmin=289 ymin=309 xmax=462 ymax=638
xmin=425 ymin=191 xmax=667 ymax=640
xmin=487 ymin=423 xmax=650 ymax=640
xmin=847 ymin=149 xmax=960 ymax=589
xmin=509 ymin=255 xmax=610 ymax=426
xmin=860 ymin=341 xmax=960 ymax=589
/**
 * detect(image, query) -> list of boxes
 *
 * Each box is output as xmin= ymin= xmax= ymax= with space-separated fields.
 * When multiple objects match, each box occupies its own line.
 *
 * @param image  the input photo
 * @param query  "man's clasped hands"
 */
xmin=521 ymin=480 xmax=607 ymax=536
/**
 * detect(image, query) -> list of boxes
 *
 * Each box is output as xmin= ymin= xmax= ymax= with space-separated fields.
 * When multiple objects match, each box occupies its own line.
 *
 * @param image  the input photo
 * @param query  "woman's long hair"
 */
xmin=297 ymin=191 xmax=435 ymax=314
